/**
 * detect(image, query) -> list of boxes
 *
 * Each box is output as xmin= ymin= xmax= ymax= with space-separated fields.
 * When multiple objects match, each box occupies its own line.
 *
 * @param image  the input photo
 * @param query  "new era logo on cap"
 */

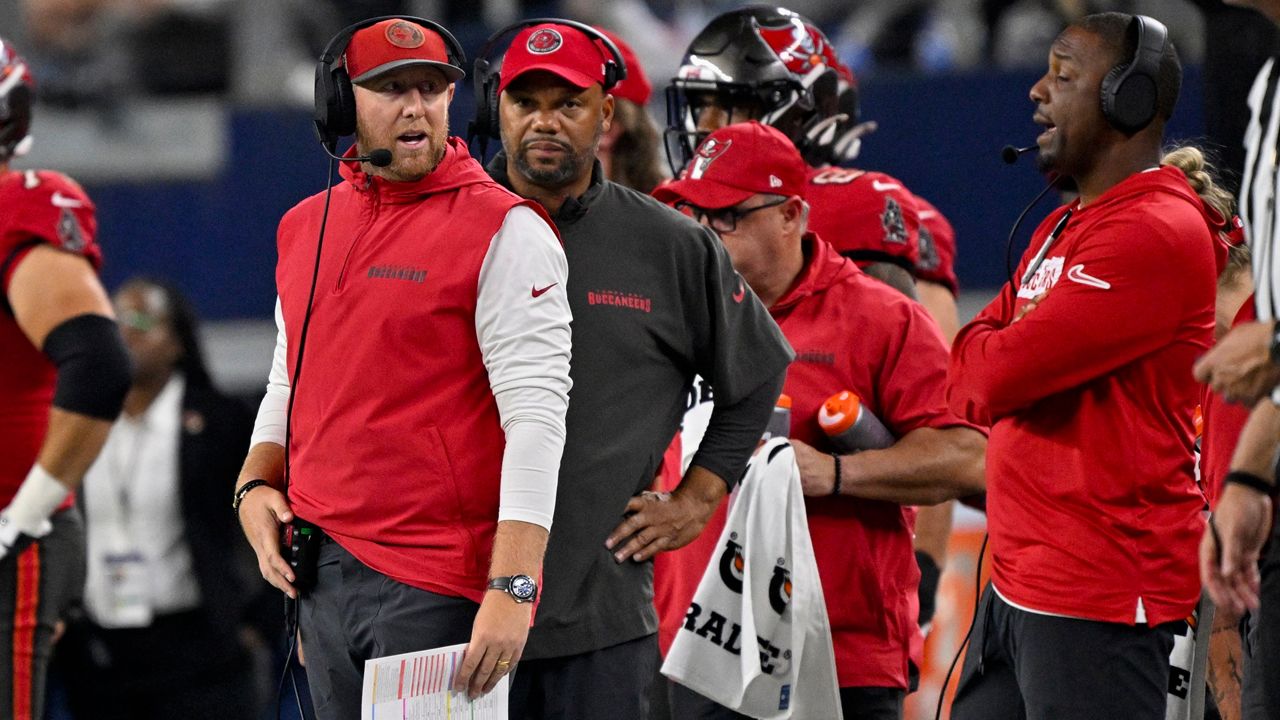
xmin=653 ymin=122 xmax=808 ymax=210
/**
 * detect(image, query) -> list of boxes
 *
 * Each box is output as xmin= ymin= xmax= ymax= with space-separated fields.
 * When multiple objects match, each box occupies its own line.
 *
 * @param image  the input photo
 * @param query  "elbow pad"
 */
xmin=41 ymin=314 xmax=132 ymax=420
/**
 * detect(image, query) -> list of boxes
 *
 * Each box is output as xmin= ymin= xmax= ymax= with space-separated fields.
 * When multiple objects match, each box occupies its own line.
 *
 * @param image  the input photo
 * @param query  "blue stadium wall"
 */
xmin=86 ymin=67 xmax=1205 ymax=320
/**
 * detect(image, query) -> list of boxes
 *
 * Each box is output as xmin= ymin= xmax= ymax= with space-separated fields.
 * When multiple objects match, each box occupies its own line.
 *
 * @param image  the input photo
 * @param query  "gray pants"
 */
xmin=667 ymin=679 xmax=904 ymax=720
xmin=951 ymin=585 xmax=1176 ymax=720
xmin=0 ymin=507 xmax=85 ymax=720
xmin=1242 ymin=520 xmax=1280 ymax=719
xmin=300 ymin=539 xmax=479 ymax=720
xmin=509 ymin=633 xmax=659 ymax=720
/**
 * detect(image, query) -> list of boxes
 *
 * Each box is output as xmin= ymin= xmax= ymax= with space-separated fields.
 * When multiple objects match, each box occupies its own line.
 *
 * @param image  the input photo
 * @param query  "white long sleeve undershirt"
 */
xmin=251 ymin=204 xmax=571 ymax=530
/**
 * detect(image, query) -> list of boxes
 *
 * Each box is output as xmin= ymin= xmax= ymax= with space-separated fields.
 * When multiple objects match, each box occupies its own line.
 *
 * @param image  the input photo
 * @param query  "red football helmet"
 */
xmin=0 ymin=37 xmax=34 ymax=162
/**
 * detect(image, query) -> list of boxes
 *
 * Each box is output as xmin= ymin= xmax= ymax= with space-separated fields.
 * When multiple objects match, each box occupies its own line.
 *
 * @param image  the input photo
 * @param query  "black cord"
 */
xmin=1004 ymin=178 xmax=1059 ymax=288
xmin=272 ymin=158 xmax=336 ymax=720
xmin=283 ymin=158 xmax=337 ymax=493
xmin=276 ymin=599 xmax=300 ymax=720
xmin=933 ymin=533 xmax=989 ymax=720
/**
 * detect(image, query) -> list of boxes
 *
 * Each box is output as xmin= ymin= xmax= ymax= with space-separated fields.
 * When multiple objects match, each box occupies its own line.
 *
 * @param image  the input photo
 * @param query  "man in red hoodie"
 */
xmin=947 ymin=13 xmax=1218 ymax=719
xmin=232 ymin=18 xmax=574 ymax=719
xmin=655 ymin=120 xmax=986 ymax=720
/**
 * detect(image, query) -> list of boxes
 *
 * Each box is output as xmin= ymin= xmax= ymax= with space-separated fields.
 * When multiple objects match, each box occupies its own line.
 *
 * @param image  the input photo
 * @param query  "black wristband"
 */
xmin=233 ymin=479 xmax=270 ymax=517
xmin=1225 ymin=470 xmax=1279 ymax=498
xmin=831 ymin=453 xmax=842 ymax=496
xmin=1270 ymin=320 xmax=1280 ymax=364
xmin=915 ymin=550 xmax=942 ymax=625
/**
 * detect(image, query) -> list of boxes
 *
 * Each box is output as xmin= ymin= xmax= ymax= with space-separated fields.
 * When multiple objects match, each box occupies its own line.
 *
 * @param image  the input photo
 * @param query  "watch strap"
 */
xmin=487 ymin=575 xmax=537 ymax=602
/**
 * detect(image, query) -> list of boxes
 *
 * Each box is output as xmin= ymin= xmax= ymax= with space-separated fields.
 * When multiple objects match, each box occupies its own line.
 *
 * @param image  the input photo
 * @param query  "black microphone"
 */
xmin=1001 ymin=144 xmax=1036 ymax=164
xmin=319 ymin=144 xmax=394 ymax=168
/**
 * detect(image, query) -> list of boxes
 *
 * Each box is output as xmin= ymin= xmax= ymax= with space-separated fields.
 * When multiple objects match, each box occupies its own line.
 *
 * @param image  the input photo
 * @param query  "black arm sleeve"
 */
xmin=689 ymin=368 xmax=787 ymax=491
xmin=42 ymin=313 xmax=132 ymax=420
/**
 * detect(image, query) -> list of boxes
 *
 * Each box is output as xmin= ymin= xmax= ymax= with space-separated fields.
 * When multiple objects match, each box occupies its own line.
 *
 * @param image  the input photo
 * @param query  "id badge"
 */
xmin=99 ymin=551 xmax=152 ymax=628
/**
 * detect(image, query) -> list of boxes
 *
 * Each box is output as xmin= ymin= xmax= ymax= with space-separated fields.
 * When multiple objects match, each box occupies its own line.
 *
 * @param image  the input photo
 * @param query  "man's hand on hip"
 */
xmin=1194 ymin=320 xmax=1280 ymax=404
xmin=1200 ymin=483 xmax=1273 ymax=616
xmin=237 ymin=483 xmax=298 ymax=598
xmin=605 ymin=465 xmax=726 ymax=563
xmin=453 ymin=591 xmax=531 ymax=700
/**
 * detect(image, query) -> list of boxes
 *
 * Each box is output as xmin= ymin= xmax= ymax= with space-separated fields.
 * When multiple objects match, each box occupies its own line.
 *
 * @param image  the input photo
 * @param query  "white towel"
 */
xmin=662 ymin=439 xmax=842 ymax=719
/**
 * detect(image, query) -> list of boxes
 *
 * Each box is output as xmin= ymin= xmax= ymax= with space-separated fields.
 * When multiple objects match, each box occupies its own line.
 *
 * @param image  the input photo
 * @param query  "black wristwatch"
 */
xmin=487 ymin=575 xmax=538 ymax=603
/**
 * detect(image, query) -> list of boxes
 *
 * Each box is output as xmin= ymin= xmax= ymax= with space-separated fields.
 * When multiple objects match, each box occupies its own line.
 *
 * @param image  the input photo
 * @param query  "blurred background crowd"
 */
xmin=4 ymin=1 xmax=1278 ymax=719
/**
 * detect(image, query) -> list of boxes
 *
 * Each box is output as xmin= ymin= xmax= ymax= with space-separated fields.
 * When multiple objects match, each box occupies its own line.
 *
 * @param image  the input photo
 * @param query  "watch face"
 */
xmin=510 ymin=575 xmax=536 ymax=600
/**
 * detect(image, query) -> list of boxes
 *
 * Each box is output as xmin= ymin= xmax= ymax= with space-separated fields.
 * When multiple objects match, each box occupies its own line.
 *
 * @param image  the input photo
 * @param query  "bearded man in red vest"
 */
xmin=232 ymin=17 xmax=574 ymax=720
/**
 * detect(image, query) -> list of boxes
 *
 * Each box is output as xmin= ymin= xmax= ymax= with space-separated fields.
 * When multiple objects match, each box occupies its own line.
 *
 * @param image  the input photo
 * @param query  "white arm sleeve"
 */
xmin=250 ymin=297 xmax=290 ymax=448
xmin=476 ymin=205 xmax=573 ymax=530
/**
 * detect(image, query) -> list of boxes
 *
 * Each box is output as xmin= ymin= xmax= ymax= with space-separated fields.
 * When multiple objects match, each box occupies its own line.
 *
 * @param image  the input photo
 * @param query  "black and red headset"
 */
xmin=466 ymin=18 xmax=627 ymax=157
xmin=1099 ymin=14 xmax=1168 ymax=135
xmin=313 ymin=15 xmax=467 ymax=155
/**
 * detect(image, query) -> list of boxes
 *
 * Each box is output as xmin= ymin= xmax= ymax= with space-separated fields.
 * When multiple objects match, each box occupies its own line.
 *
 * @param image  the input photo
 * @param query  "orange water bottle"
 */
xmin=763 ymin=394 xmax=791 ymax=441
xmin=818 ymin=390 xmax=894 ymax=452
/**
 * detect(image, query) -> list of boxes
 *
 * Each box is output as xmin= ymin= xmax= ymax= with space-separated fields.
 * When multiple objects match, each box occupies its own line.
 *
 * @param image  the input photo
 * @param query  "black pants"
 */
xmin=58 ymin=607 xmax=252 ymax=720
xmin=1242 ymin=520 xmax=1280 ymax=719
xmin=509 ymin=633 xmax=659 ymax=720
xmin=300 ymin=539 xmax=479 ymax=720
xmin=951 ymin=585 xmax=1176 ymax=720
xmin=0 ymin=508 xmax=84 ymax=720
xmin=667 ymin=678 xmax=903 ymax=720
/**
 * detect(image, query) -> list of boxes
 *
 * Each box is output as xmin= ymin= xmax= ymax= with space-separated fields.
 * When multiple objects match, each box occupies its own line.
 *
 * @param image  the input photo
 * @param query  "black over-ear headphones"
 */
xmin=313 ymin=15 xmax=466 ymax=153
xmin=467 ymin=18 xmax=628 ymax=156
xmin=1099 ymin=14 xmax=1168 ymax=135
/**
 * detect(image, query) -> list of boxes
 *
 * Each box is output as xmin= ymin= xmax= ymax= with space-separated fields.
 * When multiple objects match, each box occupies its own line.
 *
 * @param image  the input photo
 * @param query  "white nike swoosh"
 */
xmin=1066 ymin=264 xmax=1111 ymax=289
xmin=871 ymin=180 xmax=901 ymax=192
xmin=51 ymin=192 xmax=83 ymax=209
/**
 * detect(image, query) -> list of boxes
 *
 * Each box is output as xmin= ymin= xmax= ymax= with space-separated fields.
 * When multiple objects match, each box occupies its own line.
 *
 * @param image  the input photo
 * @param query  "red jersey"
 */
xmin=948 ymin=166 xmax=1218 ymax=625
xmin=805 ymin=166 xmax=920 ymax=272
xmin=0 ymin=169 xmax=99 ymax=506
xmin=1199 ymin=298 xmax=1256 ymax=508
xmin=914 ymin=195 xmax=959 ymax=294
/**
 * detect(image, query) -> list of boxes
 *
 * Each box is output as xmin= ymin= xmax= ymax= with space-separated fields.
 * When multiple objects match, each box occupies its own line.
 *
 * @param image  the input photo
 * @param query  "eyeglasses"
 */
xmin=675 ymin=197 xmax=788 ymax=234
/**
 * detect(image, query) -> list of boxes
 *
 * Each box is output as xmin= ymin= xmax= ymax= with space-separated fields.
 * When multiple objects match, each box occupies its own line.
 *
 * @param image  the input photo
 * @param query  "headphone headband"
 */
xmin=320 ymin=15 xmax=466 ymax=73
xmin=1116 ymin=15 xmax=1166 ymax=102
xmin=1099 ymin=14 xmax=1168 ymax=135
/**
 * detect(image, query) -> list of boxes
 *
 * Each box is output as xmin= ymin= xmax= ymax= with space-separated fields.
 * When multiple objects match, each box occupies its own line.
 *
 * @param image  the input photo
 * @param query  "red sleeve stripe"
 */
xmin=12 ymin=545 xmax=40 ymax=720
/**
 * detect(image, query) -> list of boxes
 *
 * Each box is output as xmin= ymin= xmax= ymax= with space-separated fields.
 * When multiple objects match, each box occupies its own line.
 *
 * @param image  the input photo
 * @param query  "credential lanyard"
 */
xmin=1019 ymin=209 xmax=1074 ymax=288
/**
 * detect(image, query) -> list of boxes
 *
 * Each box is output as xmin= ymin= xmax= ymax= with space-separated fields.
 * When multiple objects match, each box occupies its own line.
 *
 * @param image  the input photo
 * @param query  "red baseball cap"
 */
xmin=653 ymin=122 xmax=807 ymax=209
xmin=595 ymin=27 xmax=651 ymax=106
xmin=346 ymin=19 xmax=464 ymax=84
xmin=498 ymin=23 xmax=612 ymax=94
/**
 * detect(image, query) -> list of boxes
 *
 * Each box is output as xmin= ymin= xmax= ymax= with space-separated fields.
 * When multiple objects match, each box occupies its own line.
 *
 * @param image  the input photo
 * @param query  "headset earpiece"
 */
xmin=1099 ymin=15 xmax=1167 ymax=135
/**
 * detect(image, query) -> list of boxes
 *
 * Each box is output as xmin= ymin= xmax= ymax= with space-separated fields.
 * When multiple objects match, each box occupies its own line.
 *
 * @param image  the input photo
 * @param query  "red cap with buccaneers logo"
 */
xmin=346 ymin=19 xmax=464 ymax=84
xmin=498 ymin=23 xmax=612 ymax=94
xmin=652 ymin=122 xmax=807 ymax=209
xmin=595 ymin=27 xmax=651 ymax=105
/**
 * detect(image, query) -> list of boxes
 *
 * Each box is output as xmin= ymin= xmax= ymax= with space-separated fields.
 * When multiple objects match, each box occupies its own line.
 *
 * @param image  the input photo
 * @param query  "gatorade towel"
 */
xmin=662 ymin=439 xmax=842 ymax=719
